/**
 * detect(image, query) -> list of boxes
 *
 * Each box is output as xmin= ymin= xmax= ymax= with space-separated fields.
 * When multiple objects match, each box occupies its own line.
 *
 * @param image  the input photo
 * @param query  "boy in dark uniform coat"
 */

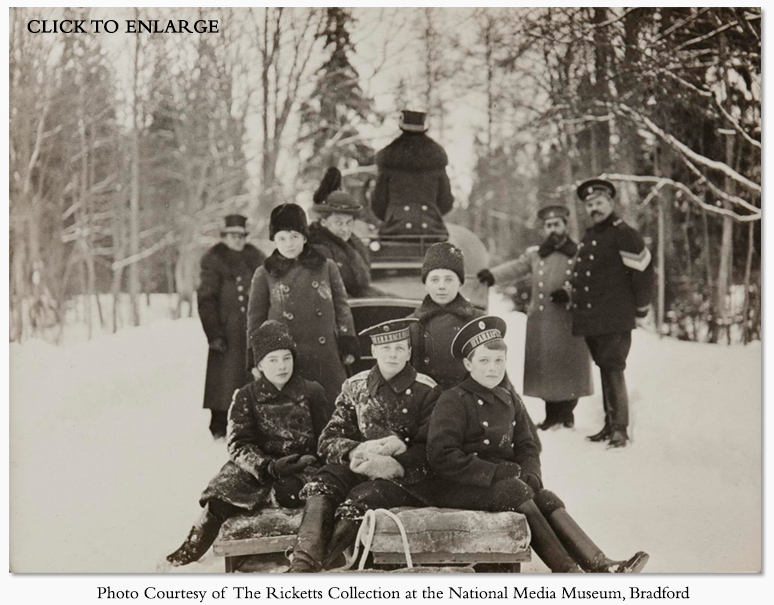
xmin=198 ymin=214 xmax=265 ymax=439
xmin=427 ymin=316 xmax=649 ymax=573
xmin=163 ymin=321 xmax=330 ymax=568
xmin=287 ymin=318 xmax=441 ymax=572
xmin=570 ymin=179 xmax=654 ymax=447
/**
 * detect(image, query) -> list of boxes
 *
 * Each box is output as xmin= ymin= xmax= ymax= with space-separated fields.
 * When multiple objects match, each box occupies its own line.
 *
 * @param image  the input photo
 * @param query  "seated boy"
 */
xmin=163 ymin=321 xmax=330 ymax=568
xmin=287 ymin=318 xmax=441 ymax=572
xmin=427 ymin=316 xmax=649 ymax=573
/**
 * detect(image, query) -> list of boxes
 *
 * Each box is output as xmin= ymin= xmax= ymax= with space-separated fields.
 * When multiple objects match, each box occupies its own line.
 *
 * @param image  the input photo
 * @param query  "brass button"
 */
xmin=421 ymin=205 xmax=428 ymax=211
xmin=566 ymin=270 xmax=572 ymax=275
xmin=592 ymin=240 xmax=597 ymax=246
xmin=402 ymin=408 xmax=408 ymax=414
xmin=539 ymin=261 xmax=545 ymax=267
xmin=482 ymin=421 xmax=489 ymax=427
xmin=512 ymin=421 xmax=516 ymax=426
xmin=483 ymin=439 xmax=490 ymax=445
xmin=590 ymin=255 xmax=595 ymax=260
xmin=406 ymin=222 xmax=412 ymax=229
xmin=238 ymin=295 xmax=245 ymax=302
xmin=422 ymin=223 xmax=428 ymax=229
xmin=282 ymin=284 xmax=290 ymax=293
xmin=567 ymin=259 xmax=573 ymax=265
xmin=406 ymin=389 xmax=412 ymax=395
xmin=539 ymin=305 xmax=544 ymax=311
xmin=318 ymin=336 xmax=326 ymax=344
xmin=237 ymin=285 xmax=244 ymax=292
xmin=284 ymin=312 xmax=294 ymax=320
xmin=404 ymin=205 xmax=410 ymax=211
xmin=587 ymin=303 xmax=592 ymax=308
xmin=312 ymin=281 xmax=319 ymax=288
xmin=586 ymin=271 xmax=591 ymax=277
xmin=539 ymin=293 xmax=544 ymax=299
xmin=240 ymin=307 xmax=245 ymax=313
xmin=236 ymin=276 xmax=242 ymax=282
xmin=477 ymin=399 xmax=484 ymax=406
xmin=585 ymin=286 xmax=589 ymax=292
xmin=539 ymin=271 xmax=544 ymax=276
xmin=538 ymin=282 xmax=544 ymax=287
xmin=404 ymin=437 xmax=410 ymax=442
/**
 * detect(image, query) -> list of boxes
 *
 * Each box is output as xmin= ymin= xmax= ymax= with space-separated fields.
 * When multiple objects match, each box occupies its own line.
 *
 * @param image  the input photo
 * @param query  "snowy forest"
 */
xmin=9 ymin=7 xmax=761 ymax=345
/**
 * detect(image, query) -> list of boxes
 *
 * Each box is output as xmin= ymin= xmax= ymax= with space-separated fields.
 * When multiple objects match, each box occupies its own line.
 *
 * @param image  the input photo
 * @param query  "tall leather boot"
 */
xmin=516 ymin=500 xmax=582 ymax=573
xmin=606 ymin=371 xmax=630 ymax=448
xmin=286 ymin=496 xmax=337 ymax=573
xmin=587 ymin=374 xmax=613 ymax=442
xmin=165 ymin=503 xmax=227 ymax=567
xmin=547 ymin=508 xmax=649 ymax=573
xmin=322 ymin=517 xmax=361 ymax=569
xmin=538 ymin=404 xmax=561 ymax=430
xmin=559 ymin=399 xmax=578 ymax=428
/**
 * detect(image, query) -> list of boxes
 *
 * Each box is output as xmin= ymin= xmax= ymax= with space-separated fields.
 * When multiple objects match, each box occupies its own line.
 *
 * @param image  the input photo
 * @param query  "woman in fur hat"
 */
xmin=247 ymin=203 xmax=359 ymax=403
xmin=163 ymin=321 xmax=330 ymax=568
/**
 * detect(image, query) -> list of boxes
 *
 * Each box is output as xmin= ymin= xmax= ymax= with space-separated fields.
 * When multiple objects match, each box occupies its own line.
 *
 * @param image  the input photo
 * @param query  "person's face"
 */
xmin=257 ymin=349 xmax=294 ymax=390
xmin=425 ymin=269 xmax=461 ymax=306
xmin=463 ymin=345 xmax=507 ymax=390
xmin=274 ymin=230 xmax=306 ymax=259
xmin=372 ymin=340 xmax=411 ymax=381
xmin=321 ymin=213 xmax=354 ymax=241
xmin=223 ymin=232 xmax=247 ymax=252
xmin=543 ymin=218 xmax=567 ymax=244
xmin=584 ymin=195 xmax=614 ymax=224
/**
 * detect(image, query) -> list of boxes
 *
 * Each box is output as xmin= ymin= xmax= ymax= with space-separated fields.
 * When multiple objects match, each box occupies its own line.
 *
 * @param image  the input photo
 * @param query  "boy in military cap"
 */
xmin=410 ymin=241 xmax=484 ymax=389
xmin=287 ymin=318 xmax=441 ymax=572
xmin=163 ymin=321 xmax=330 ymax=568
xmin=427 ymin=316 xmax=648 ymax=573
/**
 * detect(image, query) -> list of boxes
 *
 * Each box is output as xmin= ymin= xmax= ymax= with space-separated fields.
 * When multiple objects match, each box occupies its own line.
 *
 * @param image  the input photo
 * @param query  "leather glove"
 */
xmin=549 ymin=289 xmax=570 ymax=304
xmin=209 ymin=338 xmax=228 ymax=354
xmin=350 ymin=452 xmax=405 ymax=480
xmin=477 ymin=269 xmax=495 ymax=287
xmin=522 ymin=472 xmax=543 ymax=494
xmin=493 ymin=461 xmax=522 ymax=481
xmin=268 ymin=454 xmax=312 ymax=478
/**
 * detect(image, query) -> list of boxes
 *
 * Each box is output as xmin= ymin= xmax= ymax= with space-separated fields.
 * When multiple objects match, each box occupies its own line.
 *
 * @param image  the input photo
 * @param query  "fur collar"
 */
xmin=309 ymin=222 xmax=350 ymax=252
xmin=211 ymin=241 xmax=262 ymax=260
xmin=414 ymin=294 xmax=478 ymax=325
xmin=538 ymin=237 xmax=578 ymax=259
xmin=263 ymin=245 xmax=327 ymax=278
xmin=376 ymin=132 xmax=448 ymax=172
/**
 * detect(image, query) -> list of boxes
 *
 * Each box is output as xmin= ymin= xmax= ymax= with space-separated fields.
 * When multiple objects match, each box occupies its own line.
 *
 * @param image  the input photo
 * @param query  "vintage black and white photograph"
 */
xmin=8 ymin=6 xmax=761 ymax=575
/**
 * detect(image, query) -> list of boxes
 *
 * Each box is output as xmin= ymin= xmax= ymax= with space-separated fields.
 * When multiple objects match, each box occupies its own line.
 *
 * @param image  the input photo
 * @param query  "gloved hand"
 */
xmin=493 ymin=461 xmax=522 ymax=481
xmin=268 ymin=454 xmax=313 ymax=478
xmin=209 ymin=338 xmax=228 ymax=354
xmin=477 ymin=269 xmax=495 ymax=287
xmin=522 ymin=472 xmax=543 ymax=494
xmin=350 ymin=452 xmax=405 ymax=480
xmin=635 ymin=306 xmax=650 ymax=319
xmin=349 ymin=436 xmax=407 ymax=459
xmin=549 ymin=289 xmax=570 ymax=304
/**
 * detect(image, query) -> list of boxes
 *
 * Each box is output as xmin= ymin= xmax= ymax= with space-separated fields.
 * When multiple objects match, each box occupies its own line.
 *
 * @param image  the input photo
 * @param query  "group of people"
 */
xmin=162 ymin=151 xmax=652 ymax=572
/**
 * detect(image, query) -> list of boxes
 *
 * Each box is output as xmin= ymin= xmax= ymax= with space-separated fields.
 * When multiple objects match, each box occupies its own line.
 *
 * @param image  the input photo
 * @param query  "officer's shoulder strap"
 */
xmin=414 ymin=372 xmax=438 ymax=389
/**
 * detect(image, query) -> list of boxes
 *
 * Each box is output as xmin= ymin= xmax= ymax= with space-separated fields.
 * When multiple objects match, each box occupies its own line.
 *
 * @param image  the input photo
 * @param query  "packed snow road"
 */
xmin=9 ymin=300 xmax=761 ymax=573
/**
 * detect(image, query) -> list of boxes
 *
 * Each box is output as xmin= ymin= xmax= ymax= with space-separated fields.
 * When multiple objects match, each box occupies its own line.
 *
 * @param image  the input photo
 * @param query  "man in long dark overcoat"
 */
xmin=570 ymin=179 xmax=654 ymax=448
xmin=478 ymin=203 xmax=593 ymax=429
xmin=198 ymin=214 xmax=265 ymax=439
xmin=371 ymin=110 xmax=454 ymax=238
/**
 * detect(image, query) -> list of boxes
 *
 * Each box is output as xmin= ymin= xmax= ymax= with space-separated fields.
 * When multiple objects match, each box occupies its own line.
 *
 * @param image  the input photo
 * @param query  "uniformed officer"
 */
xmin=287 ymin=318 xmax=440 ymax=572
xmin=570 ymin=179 xmax=654 ymax=448
xmin=427 ymin=316 xmax=649 ymax=573
xmin=478 ymin=203 xmax=593 ymax=429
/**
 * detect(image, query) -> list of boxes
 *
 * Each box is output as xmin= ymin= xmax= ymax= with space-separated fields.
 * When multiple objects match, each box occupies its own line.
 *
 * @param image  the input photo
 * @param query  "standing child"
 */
xmin=247 ymin=203 xmax=359 ymax=402
xmin=409 ymin=242 xmax=484 ymax=390
xmin=427 ymin=316 xmax=649 ymax=574
xmin=164 ymin=321 xmax=330 ymax=568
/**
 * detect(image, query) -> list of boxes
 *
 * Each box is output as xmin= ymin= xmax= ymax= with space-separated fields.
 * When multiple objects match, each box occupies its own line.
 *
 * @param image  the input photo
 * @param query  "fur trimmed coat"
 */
xmin=308 ymin=222 xmax=372 ymax=298
xmin=371 ymin=132 xmax=453 ymax=237
xmin=247 ymin=245 xmax=358 ymax=402
xmin=198 ymin=242 xmax=265 ymax=411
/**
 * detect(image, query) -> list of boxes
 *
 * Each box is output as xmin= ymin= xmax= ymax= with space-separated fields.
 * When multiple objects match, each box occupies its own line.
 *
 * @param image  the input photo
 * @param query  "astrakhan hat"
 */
xmin=421 ymin=242 xmax=465 ymax=284
xmin=360 ymin=318 xmax=419 ymax=346
xmin=451 ymin=315 xmax=508 ymax=360
xmin=577 ymin=178 xmax=617 ymax=202
xmin=249 ymin=320 xmax=297 ymax=365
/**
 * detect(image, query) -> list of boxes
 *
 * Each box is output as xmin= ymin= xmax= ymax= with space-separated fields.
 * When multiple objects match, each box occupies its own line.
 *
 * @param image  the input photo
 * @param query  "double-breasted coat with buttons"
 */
xmin=491 ymin=240 xmax=593 ymax=402
xmin=427 ymin=376 xmax=542 ymax=488
xmin=316 ymin=364 xmax=441 ymax=503
xmin=200 ymin=374 xmax=330 ymax=510
xmin=570 ymin=214 xmax=654 ymax=336
xmin=308 ymin=222 xmax=372 ymax=298
xmin=198 ymin=242 xmax=265 ymax=411
xmin=247 ymin=246 xmax=359 ymax=403
xmin=371 ymin=131 xmax=454 ymax=238
xmin=409 ymin=294 xmax=485 ymax=390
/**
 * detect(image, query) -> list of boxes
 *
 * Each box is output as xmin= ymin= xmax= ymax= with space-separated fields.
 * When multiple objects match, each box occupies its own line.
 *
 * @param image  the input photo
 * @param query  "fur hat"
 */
xmin=269 ymin=203 xmax=309 ymax=240
xmin=249 ymin=320 xmax=296 ymax=366
xmin=421 ymin=242 xmax=465 ymax=284
xmin=221 ymin=214 xmax=248 ymax=235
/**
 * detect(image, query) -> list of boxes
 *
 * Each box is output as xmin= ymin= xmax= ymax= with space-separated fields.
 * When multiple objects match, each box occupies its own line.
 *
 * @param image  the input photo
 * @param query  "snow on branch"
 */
xmin=111 ymin=232 xmax=176 ymax=271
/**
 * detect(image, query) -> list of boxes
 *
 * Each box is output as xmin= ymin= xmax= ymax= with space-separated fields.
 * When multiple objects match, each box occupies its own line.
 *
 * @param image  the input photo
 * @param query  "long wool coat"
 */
xmin=247 ymin=246 xmax=358 ymax=402
xmin=317 ymin=364 xmax=441 ymax=503
xmin=200 ymin=375 xmax=330 ymax=509
xmin=371 ymin=131 xmax=453 ymax=237
xmin=409 ymin=294 xmax=485 ymax=390
xmin=492 ymin=239 xmax=593 ymax=402
xmin=198 ymin=242 xmax=265 ymax=411
xmin=308 ymin=222 xmax=372 ymax=298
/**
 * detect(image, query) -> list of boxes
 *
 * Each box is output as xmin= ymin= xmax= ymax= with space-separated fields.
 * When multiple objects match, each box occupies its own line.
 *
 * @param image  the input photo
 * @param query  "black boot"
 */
xmin=605 ymin=371 xmax=630 ymax=447
xmin=586 ymin=424 xmax=612 ymax=442
xmin=286 ymin=496 xmax=337 ymax=573
xmin=165 ymin=503 xmax=226 ymax=567
xmin=516 ymin=500 xmax=582 ymax=573
xmin=588 ymin=374 xmax=614 ymax=441
xmin=538 ymin=405 xmax=561 ymax=430
xmin=322 ymin=517 xmax=360 ymax=569
xmin=547 ymin=508 xmax=649 ymax=573
xmin=607 ymin=427 xmax=629 ymax=448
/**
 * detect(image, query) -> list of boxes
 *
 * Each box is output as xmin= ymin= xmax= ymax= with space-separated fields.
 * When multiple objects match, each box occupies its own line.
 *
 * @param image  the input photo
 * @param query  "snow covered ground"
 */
xmin=9 ymin=297 xmax=761 ymax=573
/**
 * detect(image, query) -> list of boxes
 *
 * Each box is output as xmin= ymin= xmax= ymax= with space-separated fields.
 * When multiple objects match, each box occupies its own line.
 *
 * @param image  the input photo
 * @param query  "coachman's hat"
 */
xmin=537 ymin=203 xmax=570 ymax=221
xmin=577 ymin=178 xmax=617 ymax=202
xmin=221 ymin=214 xmax=248 ymax=235
xmin=451 ymin=315 xmax=508 ymax=360
xmin=269 ymin=203 xmax=309 ymax=240
xmin=399 ymin=110 xmax=429 ymax=133
xmin=360 ymin=318 xmax=419 ymax=346
xmin=249 ymin=320 xmax=297 ymax=365
xmin=313 ymin=190 xmax=362 ymax=216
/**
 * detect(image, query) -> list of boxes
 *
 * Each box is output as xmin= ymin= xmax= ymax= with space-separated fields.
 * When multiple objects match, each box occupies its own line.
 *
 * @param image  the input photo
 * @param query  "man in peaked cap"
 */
xmin=371 ymin=109 xmax=454 ymax=238
xmin=287 ymin=317 xmax=441 ymax=572
xmin=198 ymin=214 xmax=265 ymax=439
xmin=571 ymin=178 xmax=654 ymax=448
xmin=477 ymin=202 xmax=592 ymax=431
xmin=426 ymin=316 xmax=649 ymax=574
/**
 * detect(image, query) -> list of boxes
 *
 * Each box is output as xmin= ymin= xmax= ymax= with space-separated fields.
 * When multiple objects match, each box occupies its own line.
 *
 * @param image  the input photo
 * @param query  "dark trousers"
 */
xmin=429 ymin=476 xmax=536 ymax=512
xmin=544 ymin=400 xmax=578 ymax=422
xmin=584 ymin=332 xmax=632 ymax=428
xmin=209 ymin=410 xmax=228 ymax=439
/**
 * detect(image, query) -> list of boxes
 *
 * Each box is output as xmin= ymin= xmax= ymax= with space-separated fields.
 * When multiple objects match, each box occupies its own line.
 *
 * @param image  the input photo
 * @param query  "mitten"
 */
xmin=350 ymin=453 xmax=405 ymax=480
xmin=269 ymin=454 xmax=308 ymax=478
xmin=477 ymin=269 xmax=495 ymax=287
